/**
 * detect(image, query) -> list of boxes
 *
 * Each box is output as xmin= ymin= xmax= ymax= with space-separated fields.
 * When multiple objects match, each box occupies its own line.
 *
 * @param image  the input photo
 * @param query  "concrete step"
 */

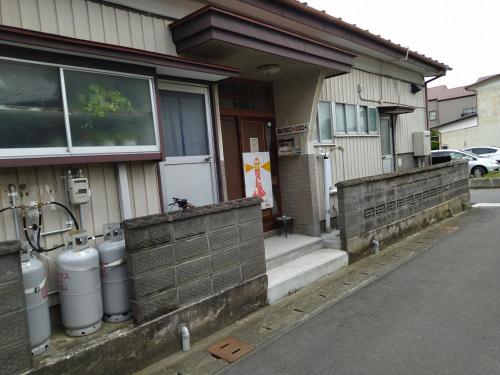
xmin=322 ymin=230 xmax=342 ymax=249
xmin=265 ymin=234 xmax=323 ymax=270
xmin=267 ymin=248 xmax=349 ymax=304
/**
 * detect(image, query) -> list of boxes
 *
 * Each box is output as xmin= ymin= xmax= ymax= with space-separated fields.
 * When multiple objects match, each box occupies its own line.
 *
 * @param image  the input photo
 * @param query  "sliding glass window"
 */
xmin=0 ymin=57 xmax=159 ymax=158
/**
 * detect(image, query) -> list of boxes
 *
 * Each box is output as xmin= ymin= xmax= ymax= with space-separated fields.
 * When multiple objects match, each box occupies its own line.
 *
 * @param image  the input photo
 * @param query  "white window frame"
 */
xmin=0 ymin=56 xmax=160 ymax=159
xmin=314 ymin=101 xmax=380 ymax=144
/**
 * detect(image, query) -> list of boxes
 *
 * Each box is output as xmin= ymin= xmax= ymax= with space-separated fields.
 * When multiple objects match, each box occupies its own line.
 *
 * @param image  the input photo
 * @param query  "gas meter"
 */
xmin=67 ymin=177 xmax=90 ymax=204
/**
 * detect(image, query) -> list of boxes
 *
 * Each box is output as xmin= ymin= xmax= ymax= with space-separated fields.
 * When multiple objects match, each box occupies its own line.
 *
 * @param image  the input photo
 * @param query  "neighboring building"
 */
xmin=432 ymin=74 xmax=500 ymax=149
xmin=0 ymin=0 xmax=448 ymax=305
xmin=427 ymin=84 xmax=477 ymax=128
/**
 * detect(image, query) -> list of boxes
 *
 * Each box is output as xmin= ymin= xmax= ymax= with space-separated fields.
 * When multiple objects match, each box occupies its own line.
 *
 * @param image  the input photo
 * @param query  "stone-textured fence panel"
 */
xmin=337 ymin=161 xmax=470 ymax=260
xmin=123 ymin=197 xmax=266 ymax=324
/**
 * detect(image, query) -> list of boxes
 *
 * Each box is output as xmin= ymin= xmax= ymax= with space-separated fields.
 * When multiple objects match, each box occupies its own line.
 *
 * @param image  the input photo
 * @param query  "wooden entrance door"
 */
xmin=220 ymin=115 xmax=282 ymax=230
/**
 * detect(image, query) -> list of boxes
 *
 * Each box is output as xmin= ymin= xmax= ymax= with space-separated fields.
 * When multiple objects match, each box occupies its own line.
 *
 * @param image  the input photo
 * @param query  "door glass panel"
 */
xmin=380 ymin=118 xmax=391 ymax=155
xmin=160 ymin=90 xmax=209 ymax=157
xmin=0 ymin=60 xmax=66 ymax=148
xmin=64 ymin=70 xmax=156 ymax=147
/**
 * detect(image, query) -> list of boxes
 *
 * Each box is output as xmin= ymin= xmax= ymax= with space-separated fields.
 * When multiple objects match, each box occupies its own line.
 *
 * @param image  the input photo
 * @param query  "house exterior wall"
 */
xmin=0 ymin=0 xmax=203 ymax=54
xmin=437 ymin=80 xmax=500 ymax=149
xmin=433 ymin=95 xmax=476 ymax=125
xmin=0 ymin=162 xmax=160 ymax=304
xmin=313 ymin=59 xmax=428 ymax=223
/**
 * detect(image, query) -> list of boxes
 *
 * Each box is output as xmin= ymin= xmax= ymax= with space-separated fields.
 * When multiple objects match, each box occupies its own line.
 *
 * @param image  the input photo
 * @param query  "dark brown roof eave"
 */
xmin=0 ymin=25 xmax=240 ymax=78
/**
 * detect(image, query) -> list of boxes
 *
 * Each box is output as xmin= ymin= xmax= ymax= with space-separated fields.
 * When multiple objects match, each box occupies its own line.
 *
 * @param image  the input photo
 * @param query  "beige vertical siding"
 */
xmin=0 ymin=162 xmax=160 ymax=301
xmin=315 ymin=65 xmax=427 ymax=220
xmin=0 ymin=0 xmax=186 ymax=55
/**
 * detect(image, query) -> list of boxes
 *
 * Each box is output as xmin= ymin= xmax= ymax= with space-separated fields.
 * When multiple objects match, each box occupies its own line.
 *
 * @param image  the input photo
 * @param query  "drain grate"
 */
xmin=207 ymin=337 xmax=254 ymax=363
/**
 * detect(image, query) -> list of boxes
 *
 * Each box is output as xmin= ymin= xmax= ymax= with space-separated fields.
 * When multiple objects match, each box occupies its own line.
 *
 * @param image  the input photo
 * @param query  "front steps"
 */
xmin=265 ymin=232 xmax=348 ymax=304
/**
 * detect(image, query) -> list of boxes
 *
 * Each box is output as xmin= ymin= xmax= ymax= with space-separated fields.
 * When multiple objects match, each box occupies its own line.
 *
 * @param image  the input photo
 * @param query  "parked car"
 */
xmin=462 ymin=146 xmax=500 ymax=162
xmin=431 ymin=149 xmax=500 ymax=177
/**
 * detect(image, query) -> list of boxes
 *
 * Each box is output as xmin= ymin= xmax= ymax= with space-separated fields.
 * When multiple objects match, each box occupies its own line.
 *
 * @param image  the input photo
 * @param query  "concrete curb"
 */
xmin=469 ymin=178 xmax=500 ymax=189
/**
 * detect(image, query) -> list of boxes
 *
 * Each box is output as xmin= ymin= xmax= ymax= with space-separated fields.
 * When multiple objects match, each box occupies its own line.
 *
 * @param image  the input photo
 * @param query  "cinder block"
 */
xmin=129 ymin=267 xmax=175 ymax=300
xmin=212 ymin=266 xmax=242 ymax=293
xmin=173 ymin=216 xmax=206 ymax=241
xmin=211 ymin=246 xmax=241 ymax=273
xmin=0 ymin=251 xmax=21 ymax=284
xmin=240 ymin=238 xmax=265 ymax=262
xmin=178 ymin=276 xmax=213 ymax=306
xmin=173 ymin=236 xmax=209 ymax=263
xmin=131 ymin=288 xmax=178 ymax=324
xmin=237 ymin=205 xmax=262 ymax=224
xmin=209 ymin=227 xmax=239 ymax=252
xmin=241 ymin=255 xmax=266 ymax=281
xmin=0 ymin=340 xmax=32 ymax=375
xmin=128 ymin=245 xmax=174 ymax=276
xmin=125 ymin=223 xmax=171 ymax=252
xmin=0 ymin=282 xmax=24 ymax=316
xmin=0 ymin=309 xmax=29 ymax=349
xmin=175 ymin=257 xmax=210 ymax=286
xmin=208 ymin=210 xmax=237 ymax=231
xmin=239 ymin=221 xmax=263 ymax=243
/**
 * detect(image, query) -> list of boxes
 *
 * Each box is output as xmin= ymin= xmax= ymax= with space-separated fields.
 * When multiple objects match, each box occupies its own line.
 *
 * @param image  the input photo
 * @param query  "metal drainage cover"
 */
xmin=207 ymin=337 xmax=254 ymax=362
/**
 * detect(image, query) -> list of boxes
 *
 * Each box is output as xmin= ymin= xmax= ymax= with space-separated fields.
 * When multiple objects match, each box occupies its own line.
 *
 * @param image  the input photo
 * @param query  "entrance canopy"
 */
xmin=169 ymin=6 xmax=356 ymax=80
xmin=378 ymin=105 xmax=416 ymax=115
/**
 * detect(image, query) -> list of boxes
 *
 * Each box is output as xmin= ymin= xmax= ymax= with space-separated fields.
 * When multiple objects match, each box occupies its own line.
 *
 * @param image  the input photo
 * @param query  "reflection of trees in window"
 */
xmin=0 ymin=60 xmax=66 ymax=148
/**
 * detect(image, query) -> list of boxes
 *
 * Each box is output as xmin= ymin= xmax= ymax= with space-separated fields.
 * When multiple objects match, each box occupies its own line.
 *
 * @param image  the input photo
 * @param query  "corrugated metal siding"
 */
xmin=316 ymin=67 xmax=426 ymax=220
xmin=0 ymin=0 xmax=178 ymax=54
xmin=0 ymin=161 xmax=160 ymax=301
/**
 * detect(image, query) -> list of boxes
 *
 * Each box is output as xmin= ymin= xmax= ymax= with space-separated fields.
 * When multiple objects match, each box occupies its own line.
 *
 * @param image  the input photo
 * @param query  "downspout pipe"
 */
xmin=424 ymin=73 xmax=445 ymax=130
xmin=320 ymin=152 xmax=333 ymax=233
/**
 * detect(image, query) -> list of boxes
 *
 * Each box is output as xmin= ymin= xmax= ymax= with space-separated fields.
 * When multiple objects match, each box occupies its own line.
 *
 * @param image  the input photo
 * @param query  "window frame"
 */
xmin=0 ymin=56 xmax=160 ymax=159
xmin=314 ymin=101 xmax=380 ymax=143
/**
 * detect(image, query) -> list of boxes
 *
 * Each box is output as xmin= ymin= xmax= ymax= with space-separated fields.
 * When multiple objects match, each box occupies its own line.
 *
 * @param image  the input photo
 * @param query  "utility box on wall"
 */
xmin=413 ymin=131 xmax=431 ymax=156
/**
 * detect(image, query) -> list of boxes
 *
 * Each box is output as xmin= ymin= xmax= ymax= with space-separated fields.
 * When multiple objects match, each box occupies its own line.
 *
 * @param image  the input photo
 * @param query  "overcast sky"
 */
xmin=308 ymin=0 xmax=499 ymax=88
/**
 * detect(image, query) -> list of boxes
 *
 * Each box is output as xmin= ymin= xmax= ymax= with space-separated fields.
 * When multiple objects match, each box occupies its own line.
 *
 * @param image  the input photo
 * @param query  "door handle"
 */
xmin=205 ymin=156 xmax=213 ymax=162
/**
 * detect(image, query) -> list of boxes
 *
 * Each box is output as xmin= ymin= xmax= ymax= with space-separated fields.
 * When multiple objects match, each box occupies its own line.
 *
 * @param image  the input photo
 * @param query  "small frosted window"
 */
xmin=358 ymin=106 xmax=368 ymax=133
xmin=317 ymin=101 xmax=333 ymax=140
xmin=346 ymin=104 xmax=357 ymax=133
xmin=335 ymin=103 xmax=346 ymax=133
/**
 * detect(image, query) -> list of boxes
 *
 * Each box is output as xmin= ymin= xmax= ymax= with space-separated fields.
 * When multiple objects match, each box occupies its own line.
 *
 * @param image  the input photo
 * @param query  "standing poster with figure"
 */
xmin=242 ymin=152 xmax=274 ymax=209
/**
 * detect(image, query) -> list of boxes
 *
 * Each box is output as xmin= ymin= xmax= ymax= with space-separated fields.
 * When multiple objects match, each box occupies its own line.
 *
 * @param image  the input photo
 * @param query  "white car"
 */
xmin=431 ymin=149 xmax=500 ymax=177
xmin=462 ymin=146 xmax=500 ymax=162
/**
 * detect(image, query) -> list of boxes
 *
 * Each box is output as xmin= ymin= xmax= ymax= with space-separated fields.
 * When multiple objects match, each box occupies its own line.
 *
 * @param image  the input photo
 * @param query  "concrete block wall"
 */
xmin=279 ymin=155 xmax=321 ymax=236
xmin=122 ymin=197 xmax=266 ymax=325
xmin=337 ymin=161 xmax=470 ymax=259
xmin=0 ymin=240 xmax=32 ymax=375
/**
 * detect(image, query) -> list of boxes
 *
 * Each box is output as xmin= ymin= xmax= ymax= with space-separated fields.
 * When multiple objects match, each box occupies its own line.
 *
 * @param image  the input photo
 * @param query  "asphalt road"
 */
xmin=221 ymin=192 xmax=500 ymax=375
xmin=470 ymin=188 xmax=500 ymax=203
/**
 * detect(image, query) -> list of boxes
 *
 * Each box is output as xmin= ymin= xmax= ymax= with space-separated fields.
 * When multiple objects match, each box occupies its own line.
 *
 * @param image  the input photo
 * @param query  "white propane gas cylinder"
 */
xmin=57 ymin=233 xmax=103 ymax=336
xmin=21 ymin=253 xmax=51 ymax=356
xmin=97 ymin=224 xmax=131 ymax=322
